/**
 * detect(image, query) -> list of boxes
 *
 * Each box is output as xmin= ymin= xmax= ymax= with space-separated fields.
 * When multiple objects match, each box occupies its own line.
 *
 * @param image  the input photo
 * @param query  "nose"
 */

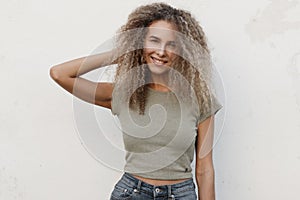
xmin=156 ymin=44 xmax=166 ymax=57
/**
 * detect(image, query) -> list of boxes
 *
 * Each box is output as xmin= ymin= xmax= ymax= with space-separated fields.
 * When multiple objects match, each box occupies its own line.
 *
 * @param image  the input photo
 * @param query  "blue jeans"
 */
xmin=110 ymin=172 xmax=197 ymax=200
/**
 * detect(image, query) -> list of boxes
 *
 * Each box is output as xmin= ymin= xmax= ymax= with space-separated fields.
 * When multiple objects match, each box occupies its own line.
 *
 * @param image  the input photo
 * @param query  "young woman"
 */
xmin=50 ymin=3 xmax=222 ymax=200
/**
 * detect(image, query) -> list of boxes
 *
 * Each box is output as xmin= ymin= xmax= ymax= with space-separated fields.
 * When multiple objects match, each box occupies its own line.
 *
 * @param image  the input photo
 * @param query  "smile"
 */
xmin=151 ymin=56 xmax=168 ymax=66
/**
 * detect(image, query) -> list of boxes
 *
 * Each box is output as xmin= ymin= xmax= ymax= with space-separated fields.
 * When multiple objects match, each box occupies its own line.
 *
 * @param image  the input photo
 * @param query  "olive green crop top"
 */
xmin=111 ymin=86 xmax=222 ymax=180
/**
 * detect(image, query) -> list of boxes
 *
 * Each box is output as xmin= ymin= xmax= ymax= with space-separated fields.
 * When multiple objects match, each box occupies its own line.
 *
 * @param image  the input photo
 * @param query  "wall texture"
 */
xmin=0 ymin=0 xmax=299 ymax=199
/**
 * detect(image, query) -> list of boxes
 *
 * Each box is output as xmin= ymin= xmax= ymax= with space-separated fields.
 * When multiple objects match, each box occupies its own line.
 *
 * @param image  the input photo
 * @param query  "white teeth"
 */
xmin=152 ymin=57 xmax=166 ymax=65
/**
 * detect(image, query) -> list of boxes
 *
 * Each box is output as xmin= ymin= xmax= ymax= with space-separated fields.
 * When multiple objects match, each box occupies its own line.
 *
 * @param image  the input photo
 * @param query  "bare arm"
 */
xmin=49 ymin=50 xmax=117 ymax=108
xmin=195 ymin=116 xmax=216 ymax=200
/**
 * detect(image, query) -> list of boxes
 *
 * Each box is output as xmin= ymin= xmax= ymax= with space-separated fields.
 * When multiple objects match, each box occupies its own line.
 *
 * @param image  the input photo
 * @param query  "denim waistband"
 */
xmin=120 ymin=172 xmax=195 ymax=198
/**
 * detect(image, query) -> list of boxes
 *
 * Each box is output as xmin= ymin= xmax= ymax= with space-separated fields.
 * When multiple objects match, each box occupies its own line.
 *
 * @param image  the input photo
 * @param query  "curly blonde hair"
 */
xmin=113 ymin=2 xmax=216 ymax=116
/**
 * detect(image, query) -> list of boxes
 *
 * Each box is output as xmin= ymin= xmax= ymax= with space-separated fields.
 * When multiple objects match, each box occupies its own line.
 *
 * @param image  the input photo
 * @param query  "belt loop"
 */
xmin=168 ymin=185 xmax=175 ymax=200
xmin=137 ymin=180 xmax=142 ymax=191
xmin=133 ymin=180 xmax=142 ymax=193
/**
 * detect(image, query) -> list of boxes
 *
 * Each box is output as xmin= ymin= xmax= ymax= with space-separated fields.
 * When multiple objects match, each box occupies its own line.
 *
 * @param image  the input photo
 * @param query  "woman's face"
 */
xmin=143 ymin=20 xmax=179 ymax=76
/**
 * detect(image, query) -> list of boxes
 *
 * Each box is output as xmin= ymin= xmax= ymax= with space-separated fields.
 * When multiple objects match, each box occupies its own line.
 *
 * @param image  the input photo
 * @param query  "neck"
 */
xmin=148 ymin=74 xmax=170 ymax=92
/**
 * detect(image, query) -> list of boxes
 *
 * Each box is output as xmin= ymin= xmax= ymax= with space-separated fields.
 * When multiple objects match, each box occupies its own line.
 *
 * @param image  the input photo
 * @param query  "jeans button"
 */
xmin=155 ymin=188 xmax=160 ymax=193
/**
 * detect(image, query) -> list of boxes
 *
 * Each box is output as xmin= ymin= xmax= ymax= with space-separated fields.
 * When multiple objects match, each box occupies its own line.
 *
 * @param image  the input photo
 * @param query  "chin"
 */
xmin=147 ymin=64 xmax=170 ymax=75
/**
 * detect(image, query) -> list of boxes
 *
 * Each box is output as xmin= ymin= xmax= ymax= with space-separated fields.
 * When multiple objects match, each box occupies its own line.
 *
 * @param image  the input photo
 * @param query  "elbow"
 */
xmin=49 ymin=66 xmax=61 ymax=82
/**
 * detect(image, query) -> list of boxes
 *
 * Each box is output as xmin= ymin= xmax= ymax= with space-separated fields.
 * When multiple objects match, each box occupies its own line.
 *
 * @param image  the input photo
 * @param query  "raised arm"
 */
xmin=49 ymin=50 xmax=117 ymax=108
xmin=195 ymin=116 xmax=216 ymax=200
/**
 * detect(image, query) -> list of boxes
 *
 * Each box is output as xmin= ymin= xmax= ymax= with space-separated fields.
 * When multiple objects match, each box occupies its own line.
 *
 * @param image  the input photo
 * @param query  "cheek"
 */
xmin=170 ymin=48 xmax=181 ymax=59
xmin=143 ymin=47 xmax=155 ymax=57
xmin=142 ymin=48 xmax=152 ymax=63
xmin=143 ymin=47 xmax=150 ymax=54
xmin=167 ymin=51 xmax=178 ymax=60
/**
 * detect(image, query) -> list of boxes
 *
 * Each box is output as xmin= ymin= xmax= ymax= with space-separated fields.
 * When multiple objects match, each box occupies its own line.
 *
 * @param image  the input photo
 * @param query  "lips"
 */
xmin=151 ymin=56 xmax=168 ymax=66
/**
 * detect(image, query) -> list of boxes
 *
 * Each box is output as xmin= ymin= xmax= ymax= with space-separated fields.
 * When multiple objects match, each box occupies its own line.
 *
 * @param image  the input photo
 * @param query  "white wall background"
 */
xmin=1 ymin=0 xmax=300 ymax=199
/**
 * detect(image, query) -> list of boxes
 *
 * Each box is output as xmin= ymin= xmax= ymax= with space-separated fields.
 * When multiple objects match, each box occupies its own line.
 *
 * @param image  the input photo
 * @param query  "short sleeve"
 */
xmin=110 ymin=83 xmax=119 ymax=116
xmin=197 ymin=94 xmax=223 ymax=125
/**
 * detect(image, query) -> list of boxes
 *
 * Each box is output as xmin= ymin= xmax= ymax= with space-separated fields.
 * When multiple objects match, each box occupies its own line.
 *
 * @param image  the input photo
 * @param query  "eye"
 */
xmin=149 ymin=39 xmax=159 ymax=43
xmin=167 ymin=42 xmax=177 ymax=49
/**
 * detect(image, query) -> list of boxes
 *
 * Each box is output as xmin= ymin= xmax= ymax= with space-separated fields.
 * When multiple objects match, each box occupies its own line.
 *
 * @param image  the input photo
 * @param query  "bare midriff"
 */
xmin=132 ymin=174 xmax=191 ymax=186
